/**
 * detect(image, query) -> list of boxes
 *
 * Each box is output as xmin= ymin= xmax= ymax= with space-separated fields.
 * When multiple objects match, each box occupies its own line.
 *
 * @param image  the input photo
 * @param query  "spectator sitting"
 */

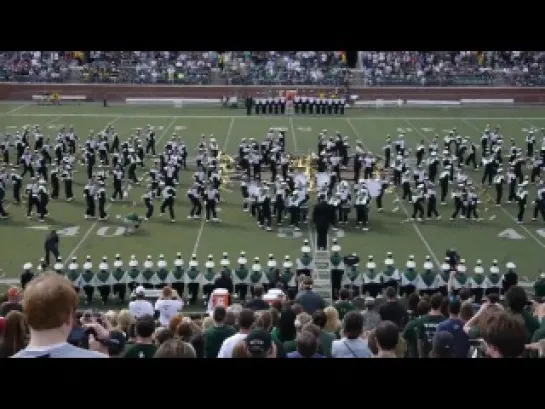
xmin=243 ymin=328 xmax=276 ymax=358
xmin=0 ymin=287 xmax=22 ymax=317
xmin=0 ymin=311 xmax=27 ymax=358
xmin=463 ymin=302 xmax=503 ymax=340
xmin=154 ymin=338 xmax=197 ymax=358
xmin=154 ymin=328 xmax=174 ymax=346
xmin=217 ymin=308 xmax=255 ymax=358
xmin=114 ymin=309 xmax=134 ymax=340
xmin=481 ymin=311 xmax=527 ymax=358
xmin=406 ymin=293 xmax=421 ymax=321
xmin=203 ymin=306 xmax=236 ymax=358
xmin=333 ymin=288 xmax=356 ymax=320
xmin=323 ymin=306 xmax=342 ymax=337
xmin=287 ymin=330 xmax=323 ymax=358
xmin=168 ymin=314 xmax=184 ymax=333
xmin=505 ymin=285 xmax=540 ymax=341
xmin=312 ymin=309 xmax=336 ymax=357
xmin=379 ymin=286 xmax=408 ymax=329
xmin=403 ymin=293 xmax=446 ymax=358
xmin=0 ymin=316 xmax=6 ymax=342
xmin=67 ymin=311 xmax=87 ymax=348
xmin=129 ymin=286 xmax=154 ymax=319
xmin=254 ymin=309 xmax=285 ymax=357
xmin=12 ymin=272 xmax=106 ymax=358
xmin=123 ymin=315 xmax=157 ymax=358
xmin=245 ymin=285 xmax=269 ymax=311
xmin=436 ymin=299 xmax=470 ymax=358
xmin=460 ymin=300 xmax=475 ymax=322
xmin=89 ymin=329 xmax=126 ymax=358
xmin=295 ymin=276 xmax=326 ymax=315
xmin=331 ymin=310 xmax=372 ymax=358
xmin=154 ymin=286 xmax=183 ymax=328
xmin=374 ymin=321 xmax=400 ymax=358
xmin=431 ymin=331 xmax=456 ymax=358
xmin=530 ymin=303 xmax=545 ymax=343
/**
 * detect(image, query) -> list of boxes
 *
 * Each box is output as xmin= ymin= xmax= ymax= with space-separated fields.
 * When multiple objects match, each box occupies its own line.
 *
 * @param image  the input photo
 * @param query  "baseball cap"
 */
xmin=0 ymin=317 xmax=6 ymax=336
xmin=98 ymin=330 xmax=126 ymax=356
xmin=433 ymin=331 xmax=455 ymax=357
xmin=135 ymin=286 xmax=146 ymax=296
xmin=245 ymin=329 xmax=272 ymax=357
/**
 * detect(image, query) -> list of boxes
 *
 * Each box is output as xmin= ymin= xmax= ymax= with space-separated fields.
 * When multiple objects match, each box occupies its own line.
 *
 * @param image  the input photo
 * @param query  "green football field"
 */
xmin=0 ymin=102 xmax=544 ymax=307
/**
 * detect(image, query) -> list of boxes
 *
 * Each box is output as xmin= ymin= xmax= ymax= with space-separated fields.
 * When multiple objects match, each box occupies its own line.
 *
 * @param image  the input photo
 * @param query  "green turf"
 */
xmin=1 ymin=102 xmax=545 ymax=296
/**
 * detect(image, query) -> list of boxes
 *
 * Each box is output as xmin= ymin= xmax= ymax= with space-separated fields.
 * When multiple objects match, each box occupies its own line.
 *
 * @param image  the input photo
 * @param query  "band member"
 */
xmin=494 ymin=167 xmax=505 ymax=206
xmin=205 ymin=183 xmax=220 ymax=222
xmin=425 ymin=182 xmax=440 ymax=220
xmin=83 ymin=179 xmax=96 ymax=219
xmin=258 ymin=185 xmax=272 ymax=230
xmin=160 ymin=184 xmax=176 ymax=222
xmin=516 ymin=180 xmax=529 ymax=223
xmin=354 ymin=187 xmax=370 ymax=230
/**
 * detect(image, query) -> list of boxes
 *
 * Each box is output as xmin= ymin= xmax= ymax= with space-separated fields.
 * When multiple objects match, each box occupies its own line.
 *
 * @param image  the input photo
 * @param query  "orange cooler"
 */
xmin=211 ymin=288 xmax=230 ymax=309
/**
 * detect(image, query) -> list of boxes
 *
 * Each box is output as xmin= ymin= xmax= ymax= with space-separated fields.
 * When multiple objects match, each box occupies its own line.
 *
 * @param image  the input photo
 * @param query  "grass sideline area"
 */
xmin=0 ymin=103 xmax=544 ymax=310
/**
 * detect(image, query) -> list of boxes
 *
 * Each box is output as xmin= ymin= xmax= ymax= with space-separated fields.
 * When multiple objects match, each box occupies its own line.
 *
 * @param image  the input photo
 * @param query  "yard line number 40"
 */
xmin=31 ymin=226 xmax=127 ymax=238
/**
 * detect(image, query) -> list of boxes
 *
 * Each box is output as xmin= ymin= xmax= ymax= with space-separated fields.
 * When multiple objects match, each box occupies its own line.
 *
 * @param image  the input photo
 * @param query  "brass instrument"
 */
xmin=218 ymin=152 xmax=236 ymax=192
xmin=290 ymin=151 xmax=317 ymax=192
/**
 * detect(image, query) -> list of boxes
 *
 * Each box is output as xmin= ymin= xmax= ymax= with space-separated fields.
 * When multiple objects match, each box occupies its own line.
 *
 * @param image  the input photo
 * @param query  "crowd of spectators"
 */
xmin=3 ymin=51 xmax=545 ymax=87
xmin=220 ymin=51 xmax=350 ymax=86
xmin=361 ymin=51 xmax=545 ymax=86
xmin=0 ymin=51 xmax=349 ymax=86
xmin=0 ymin=272 xmax=544 ymax=358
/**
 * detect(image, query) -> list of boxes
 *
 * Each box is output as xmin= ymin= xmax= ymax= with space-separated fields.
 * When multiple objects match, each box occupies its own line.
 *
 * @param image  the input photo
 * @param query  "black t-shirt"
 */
xmin=245 ymin=298 xmax=270 ymax=311
xmin=0 ymin=302 xmax=23 ymax=317
xmin=378 ymin=301 xmax=408 ymax=329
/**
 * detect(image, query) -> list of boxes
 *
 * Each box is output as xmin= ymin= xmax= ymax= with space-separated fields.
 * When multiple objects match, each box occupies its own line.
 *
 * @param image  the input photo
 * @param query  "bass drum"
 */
xmin=364 ymin=180 xmax=381 ymax=198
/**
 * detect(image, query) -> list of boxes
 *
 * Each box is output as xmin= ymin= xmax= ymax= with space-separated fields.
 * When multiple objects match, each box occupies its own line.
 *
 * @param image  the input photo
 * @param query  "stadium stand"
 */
xmin=360 ymin=51 xmax=545 ymax=86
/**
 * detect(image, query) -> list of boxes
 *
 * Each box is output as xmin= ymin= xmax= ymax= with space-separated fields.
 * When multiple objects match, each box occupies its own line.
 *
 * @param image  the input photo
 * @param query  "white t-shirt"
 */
xmin=217 ymin=333 xmax=248 ymax=358
xmin=154 ymin=299 xmax=184 ymax=327
xmin=129 ymin=299 xmax=154 ymax=319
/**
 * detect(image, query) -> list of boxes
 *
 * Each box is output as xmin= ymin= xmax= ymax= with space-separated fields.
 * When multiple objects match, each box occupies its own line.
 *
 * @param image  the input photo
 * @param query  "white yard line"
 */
xmin=3 ymin=104 xmax=28 ymax=115
xmin=289 ymin=117 xmax=299 ymax=152
xmin=191 ymin=118 xmax=235 ymax=257
xmin=459 ymin=118 xmax=545 ymax=249
xmin=348 ymin=117 xmax=442 ymax=267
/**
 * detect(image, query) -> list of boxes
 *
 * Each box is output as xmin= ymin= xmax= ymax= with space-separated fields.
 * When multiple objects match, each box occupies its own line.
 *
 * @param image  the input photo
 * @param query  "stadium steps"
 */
xmin=313 ymin=250 xmax=333 ymax=304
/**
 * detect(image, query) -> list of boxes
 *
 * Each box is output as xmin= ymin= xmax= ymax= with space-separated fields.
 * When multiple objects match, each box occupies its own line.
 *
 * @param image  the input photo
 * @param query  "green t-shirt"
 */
xmin=204 ymin=325 xmax=236 ymax=358
xmin=417 ymin=314 xmax=446 ymax=343
xmin=283 ymin=339 xmax=297 ymax=354
xmin=123 ymin=343 xmax=157 ymax=358
xmin=319 ymin=331 xmax=336 ymax=358
xmin=531 ymin=319 xmax=545 ymax=343
xmin=520 ymin=310 xmax=540 ymax=342
xmin=334 ymin=300 xmax=356 ymax=321
xmin=467 ymin=326 xmax=481 ymax=340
